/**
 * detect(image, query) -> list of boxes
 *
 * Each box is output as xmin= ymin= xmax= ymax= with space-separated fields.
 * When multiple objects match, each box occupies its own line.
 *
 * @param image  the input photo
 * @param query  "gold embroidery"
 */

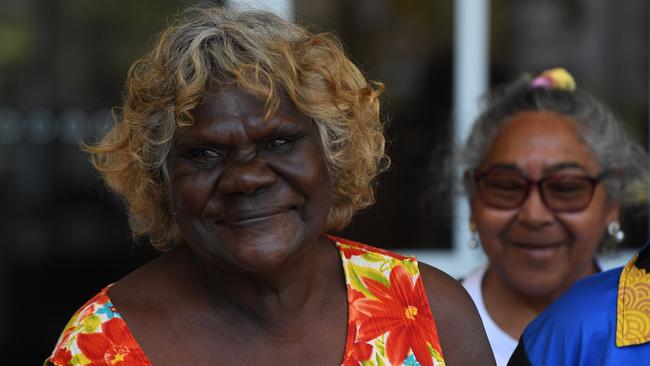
xmin=616 ymin=255 xmax=650 ymax=347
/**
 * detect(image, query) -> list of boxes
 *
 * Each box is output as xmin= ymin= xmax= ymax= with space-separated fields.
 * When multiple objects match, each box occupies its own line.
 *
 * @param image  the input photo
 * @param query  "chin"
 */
xmin=509 ymin=271 xmax=568 ymax=299
xmin=231 ymin=243 xmax=297 ymax=272
xmin=212 ymin=230 xmax=307 ymax=271
xmin=183 ymin=210 xmax=325 ymax=273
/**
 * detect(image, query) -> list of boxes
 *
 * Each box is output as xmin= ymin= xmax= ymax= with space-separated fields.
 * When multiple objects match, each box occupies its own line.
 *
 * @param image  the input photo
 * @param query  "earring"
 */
xmin=607 ymin=220 xmax=625 ymax=243
xmin=468 ymin=222 xmax=480 ymax=249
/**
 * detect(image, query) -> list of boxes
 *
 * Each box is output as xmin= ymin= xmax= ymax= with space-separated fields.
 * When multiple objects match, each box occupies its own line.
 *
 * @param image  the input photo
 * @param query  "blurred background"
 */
xmin=1 ymin=0 xmax=648 ymax=362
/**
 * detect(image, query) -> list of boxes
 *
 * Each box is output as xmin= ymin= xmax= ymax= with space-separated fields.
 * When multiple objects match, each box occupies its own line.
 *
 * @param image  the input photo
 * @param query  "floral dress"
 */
xmin=46 ymin=236 xmax=445 ymax=366
xmin=44 ymin=289 xmax=150 ymax=366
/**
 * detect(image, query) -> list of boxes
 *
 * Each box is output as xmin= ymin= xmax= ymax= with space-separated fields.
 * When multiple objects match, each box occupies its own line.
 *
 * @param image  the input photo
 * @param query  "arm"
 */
xmin=419 ymin=263 xmax=496 ymax=366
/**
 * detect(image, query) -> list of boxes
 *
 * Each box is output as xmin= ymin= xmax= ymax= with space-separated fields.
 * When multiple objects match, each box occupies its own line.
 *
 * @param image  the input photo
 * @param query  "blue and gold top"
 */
xmin=508 ymin=244 xmax=650 ymax=365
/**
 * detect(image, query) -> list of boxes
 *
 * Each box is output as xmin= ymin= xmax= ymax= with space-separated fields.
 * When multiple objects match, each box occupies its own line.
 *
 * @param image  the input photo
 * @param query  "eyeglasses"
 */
xmin=472 ymin=168 xmax=604 ymax=212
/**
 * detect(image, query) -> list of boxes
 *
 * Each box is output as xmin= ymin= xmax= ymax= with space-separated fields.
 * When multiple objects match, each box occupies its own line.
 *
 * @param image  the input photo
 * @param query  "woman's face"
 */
xmin=168 ymin=87 xmax=332 ymax=273
xmin=471 ymin=110 xmax=619 ymax=298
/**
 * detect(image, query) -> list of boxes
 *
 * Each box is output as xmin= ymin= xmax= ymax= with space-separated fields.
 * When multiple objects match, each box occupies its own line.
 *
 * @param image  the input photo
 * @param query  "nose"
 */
xmin=516 ymin=186 xmax=554 ymax=227
xmin=217 ymin=154 xmax=276 ymax=195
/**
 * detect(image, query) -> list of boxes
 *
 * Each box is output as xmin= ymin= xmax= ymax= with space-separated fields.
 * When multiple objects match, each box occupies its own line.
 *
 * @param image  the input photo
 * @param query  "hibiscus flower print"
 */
xmin=45 ymin=287 xmax=153 ymax=366
xmin=352 ymin=265 xmax=441 ymax=366
xmin=334 ymin=236 xmax=445 ymax=366
xmin=77 ymin=318 xmax=148 ymax=365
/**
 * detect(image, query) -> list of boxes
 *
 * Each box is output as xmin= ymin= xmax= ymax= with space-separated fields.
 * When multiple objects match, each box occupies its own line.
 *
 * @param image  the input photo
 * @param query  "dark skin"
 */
xmin=108 ymin=87 xmax=494 ymax=365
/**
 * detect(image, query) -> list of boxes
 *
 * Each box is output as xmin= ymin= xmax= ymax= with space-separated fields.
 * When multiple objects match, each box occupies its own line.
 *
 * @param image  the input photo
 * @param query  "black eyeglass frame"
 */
xmin=472 ymin=168 xmax=606 ymax=212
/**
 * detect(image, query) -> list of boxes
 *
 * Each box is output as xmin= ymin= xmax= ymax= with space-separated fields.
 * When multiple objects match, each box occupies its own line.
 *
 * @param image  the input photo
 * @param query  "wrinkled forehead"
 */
xmin=194 ymin=83 xmax=304 ymax=120
xmin=173 ymin=86 xmax=313 ymax=144
xmin=194 ymin=86 xmax=266 ymax=118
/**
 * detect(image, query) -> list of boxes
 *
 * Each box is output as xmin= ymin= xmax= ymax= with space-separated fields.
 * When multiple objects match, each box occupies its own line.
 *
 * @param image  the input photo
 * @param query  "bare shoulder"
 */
xmin=418 ymin=262 xmax=496 ymax=366
xmin=108 ymin=248 xmax=191 ymax=311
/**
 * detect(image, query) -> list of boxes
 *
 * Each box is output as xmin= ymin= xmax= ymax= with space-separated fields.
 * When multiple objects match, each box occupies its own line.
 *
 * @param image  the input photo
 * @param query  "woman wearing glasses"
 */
xmin=458 ymin=68 xmax=650 ymax=365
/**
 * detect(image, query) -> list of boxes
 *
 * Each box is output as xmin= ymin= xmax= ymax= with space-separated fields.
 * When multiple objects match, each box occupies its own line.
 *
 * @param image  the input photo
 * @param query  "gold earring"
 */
xmin=469 ymin=222 xmax=480 ymax=249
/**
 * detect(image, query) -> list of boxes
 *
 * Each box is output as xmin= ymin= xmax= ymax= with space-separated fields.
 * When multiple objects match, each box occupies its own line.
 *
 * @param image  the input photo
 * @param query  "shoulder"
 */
xmin=460 ymin=265 xmax=487 ymax=298
xmin=45 ymin=287 xmax=149 ymax=365
xmin=44 ymin=252 xmax=183 ymax=366
xmin=50 ymin=287 xmax=113 ymax=350
xmin=328 ymin=235 xmax=411 ymax=260
xmin=108 ymin=247 xmax=189 ymax=309
xmin=418 ymin=262 xmax=496 ymax=365
xmin=419 ymin=263 xmax=474 ymax=312
xmin=330 ymin=236 xmax=495 ymax=364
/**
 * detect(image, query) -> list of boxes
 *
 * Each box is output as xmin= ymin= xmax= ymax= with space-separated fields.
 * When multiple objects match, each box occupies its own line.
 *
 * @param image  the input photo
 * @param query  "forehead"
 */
xmin=195 ymin=87 xmax=267 ymax=118
xmin=185 ymin=87 xmax=311 ymax=139
xmin=483 ymin=110 xmax=599 ymax=175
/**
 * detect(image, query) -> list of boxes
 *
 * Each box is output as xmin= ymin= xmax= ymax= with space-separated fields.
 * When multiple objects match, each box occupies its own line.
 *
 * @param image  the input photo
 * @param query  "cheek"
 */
xmin=274 ymin=145 xmax=332 ymax=206
xmin=574 ymin=187 xmax=610 ymax=228
xmin=170 ymin=169 xmax=219 ymax=215
xmin=305 ymin=158 xmax=332 ymax=200
xmin=554 ymin=215 xmax=605 ymax=269
xmin=301 ymin=154 xmax=332 ymax=216
xmin=558 ymin=206 xmax=610 ymax=253
xmin=471 ymin=200 xmax=516 ymax=249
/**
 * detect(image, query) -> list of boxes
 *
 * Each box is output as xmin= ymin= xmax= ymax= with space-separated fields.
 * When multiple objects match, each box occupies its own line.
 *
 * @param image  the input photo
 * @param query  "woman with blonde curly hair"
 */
xmin=46 ymin=5 xmax=493 ymax=366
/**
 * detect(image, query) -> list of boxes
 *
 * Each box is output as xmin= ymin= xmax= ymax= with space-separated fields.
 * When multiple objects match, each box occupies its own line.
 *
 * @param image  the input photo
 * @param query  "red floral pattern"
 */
xmin=355 ymin=265 xmax=440 ymax=366
xmin=334 ymin=236 xmax=446 ymax=366
xmin=76 ymin=318 xmax=148 ymax=365
xmin=342 ymin=323 xmax=374 ymax=366
xmin=45 ymin=287 xmax=152 ymax=366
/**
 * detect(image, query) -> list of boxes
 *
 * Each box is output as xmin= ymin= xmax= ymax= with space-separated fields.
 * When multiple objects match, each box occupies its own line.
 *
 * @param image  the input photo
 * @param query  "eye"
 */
xmin=482 ymin=174 xmax=526 ymax=191
xmin=262 ymin=136 xmax=295 ymax=151
xmin=186 ymin=148 xmax=225 ymax=166
xmin=486 ymin=178 xmax=525 ymax=191
xmin=544 ymin=176 xmax=592 ymax=194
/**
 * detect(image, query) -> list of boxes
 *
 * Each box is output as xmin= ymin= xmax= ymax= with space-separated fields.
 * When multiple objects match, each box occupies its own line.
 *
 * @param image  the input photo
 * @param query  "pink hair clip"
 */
xmin=530 ymin=67 xmax=576 ymax=91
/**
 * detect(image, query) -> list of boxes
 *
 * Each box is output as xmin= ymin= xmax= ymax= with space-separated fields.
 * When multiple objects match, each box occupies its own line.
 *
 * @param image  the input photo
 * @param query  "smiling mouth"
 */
xmin=508 ymin=241 xmax=568 ymax=261
xmin=509 ymin=241 xmax=565 ymax=250
xmin=218 ymin=208 xmax=290 ymax=226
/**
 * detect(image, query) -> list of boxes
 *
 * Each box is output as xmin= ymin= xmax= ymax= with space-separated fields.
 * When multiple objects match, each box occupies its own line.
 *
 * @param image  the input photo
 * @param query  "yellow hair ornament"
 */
xmin=530 ymin=67 xmax=576 ymax=91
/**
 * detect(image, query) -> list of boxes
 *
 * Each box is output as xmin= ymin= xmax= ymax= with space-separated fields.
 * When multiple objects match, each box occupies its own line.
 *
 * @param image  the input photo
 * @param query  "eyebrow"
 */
xmin=173 ymin=127 xmax=214 ymax=148
xmin=173 ymin=116 xmax=309 ymax=148
xmin=484 ymin=163 xmax=524 ymax=175
xmin=544 ymin=162 xmax=588 ymax=174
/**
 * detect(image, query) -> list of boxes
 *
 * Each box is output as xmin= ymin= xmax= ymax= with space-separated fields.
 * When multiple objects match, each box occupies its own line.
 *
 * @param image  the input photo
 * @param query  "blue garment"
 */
xmin=508 ymin=245 xmax=650 ymax=365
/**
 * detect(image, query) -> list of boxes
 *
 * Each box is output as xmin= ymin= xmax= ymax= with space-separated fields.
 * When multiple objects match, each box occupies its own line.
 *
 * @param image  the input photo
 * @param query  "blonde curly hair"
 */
xmin=87 ymin=6 xmax=389 ymax=251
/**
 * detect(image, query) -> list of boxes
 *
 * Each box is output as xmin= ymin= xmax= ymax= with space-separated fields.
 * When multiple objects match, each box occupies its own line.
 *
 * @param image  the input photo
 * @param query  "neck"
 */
xmin=481 ymin=263 xmax=597 ymax=339
xmin=181 ymin=235 xmax=339 ymax=335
